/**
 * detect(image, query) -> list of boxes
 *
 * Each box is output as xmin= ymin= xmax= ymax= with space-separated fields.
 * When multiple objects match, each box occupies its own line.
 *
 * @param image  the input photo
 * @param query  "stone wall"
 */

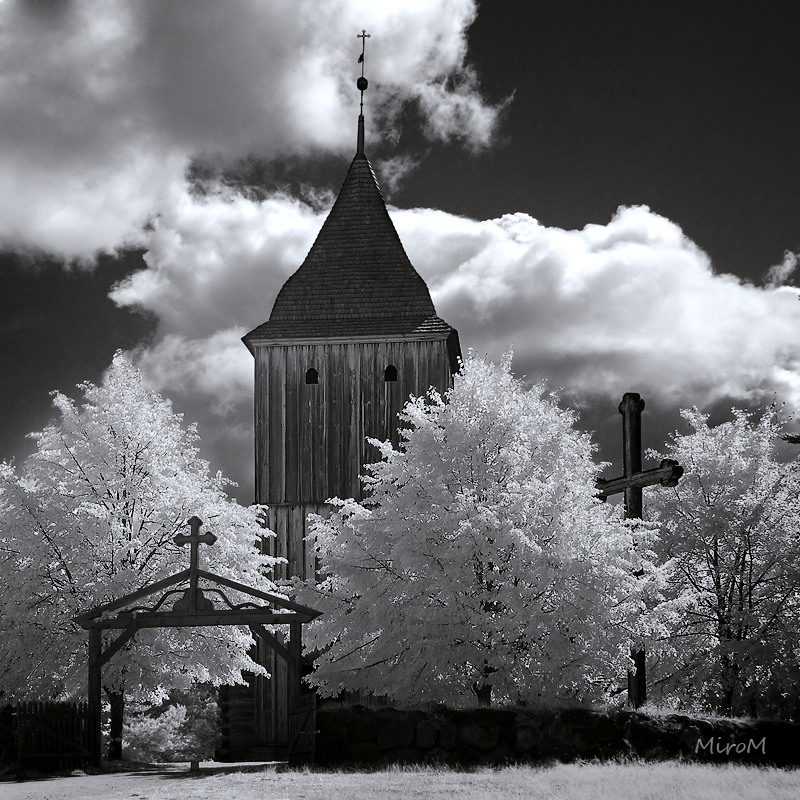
xmin=315 ymin=705 xmax=800 ymax=768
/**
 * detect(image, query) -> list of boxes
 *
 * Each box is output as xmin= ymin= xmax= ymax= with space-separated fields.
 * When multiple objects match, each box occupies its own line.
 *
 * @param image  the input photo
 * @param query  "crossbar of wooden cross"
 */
xmin=596 ymin=394 xmax=684 ymax=511
xmin=594 ymin=392 xmax=684 ymax=708
xmin=597 ymin=459 xmax=683 ymax=499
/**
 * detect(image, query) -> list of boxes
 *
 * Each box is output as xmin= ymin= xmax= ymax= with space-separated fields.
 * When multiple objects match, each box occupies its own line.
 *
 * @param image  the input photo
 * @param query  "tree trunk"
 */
xmin=106 ymin=689 xmax=125 ymax=760
xmin=474 ymin=683 xmax=492 ymax=706
xmin=627 ymin=648 xmax=647 ymax=709
xmin=719 ymin=649 xmax=738 ymax=717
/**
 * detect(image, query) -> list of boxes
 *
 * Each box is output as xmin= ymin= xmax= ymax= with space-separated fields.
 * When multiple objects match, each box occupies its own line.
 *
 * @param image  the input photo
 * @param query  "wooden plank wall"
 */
xmin=254 ymin=339 xmax=454 ymax=507
xmin=263 ymin=503 xmax=328 ymax=582
xmin=218 ymin=683 xmax=256 ymax=757
xmin=253 ymin=631 xmax=292 ymax=753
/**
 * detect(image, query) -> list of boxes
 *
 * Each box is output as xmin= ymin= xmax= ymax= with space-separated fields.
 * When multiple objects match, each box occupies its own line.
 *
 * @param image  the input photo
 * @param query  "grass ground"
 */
xmin=3 ymin=761 xmax=800 ymax=800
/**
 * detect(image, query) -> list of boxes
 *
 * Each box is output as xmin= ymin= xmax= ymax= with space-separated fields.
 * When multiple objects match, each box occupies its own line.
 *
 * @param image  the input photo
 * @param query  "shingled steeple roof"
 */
xmin=243 ymin=120 xmax=454 ymax=347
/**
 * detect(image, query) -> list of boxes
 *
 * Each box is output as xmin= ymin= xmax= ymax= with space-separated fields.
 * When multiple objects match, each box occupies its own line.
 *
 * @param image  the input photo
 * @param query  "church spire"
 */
xmin=356 ymin=29 xmax=370 ymax=154
xmin=243 ymin=28 xmax=459 ymax=350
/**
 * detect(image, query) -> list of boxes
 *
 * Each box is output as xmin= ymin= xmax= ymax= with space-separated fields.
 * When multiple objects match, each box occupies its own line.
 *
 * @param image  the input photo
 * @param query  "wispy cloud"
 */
xmin=764 ymin=251 xmax=798 ymax=290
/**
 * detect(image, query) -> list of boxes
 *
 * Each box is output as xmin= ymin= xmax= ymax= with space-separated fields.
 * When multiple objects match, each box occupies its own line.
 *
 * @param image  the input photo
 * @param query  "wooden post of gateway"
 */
xmin=87 ymin=627 xmax=102 ymax=768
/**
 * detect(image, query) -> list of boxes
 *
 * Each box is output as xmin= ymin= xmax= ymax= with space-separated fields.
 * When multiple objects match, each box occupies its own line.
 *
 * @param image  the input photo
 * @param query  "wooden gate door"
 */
xmin=287 ymin=693 xmax=316 ymax=765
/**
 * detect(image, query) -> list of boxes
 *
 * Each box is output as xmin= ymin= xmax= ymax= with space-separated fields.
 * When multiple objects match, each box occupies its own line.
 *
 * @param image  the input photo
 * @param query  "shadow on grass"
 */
xmin=111 ymin=759 xmax=285 ymax=780
xmin=3 ymin=759 xmax=284 ymax=783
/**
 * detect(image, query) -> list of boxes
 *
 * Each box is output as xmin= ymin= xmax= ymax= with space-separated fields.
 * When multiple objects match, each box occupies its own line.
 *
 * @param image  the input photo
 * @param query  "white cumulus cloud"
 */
xmin=0 ymin=0 xmax=500 ymax=262
xmin=397 ymin=205 xmax=800 ymax=408
xmin=111 ymin=187 xmax=325 ymax=338
xmin=131 ymin=329 xmax=255 ymax=495
xmin=112 ymin=182 xmax=800 ymax=492
xmin=7 ymin=1 xmax=798 ymax=490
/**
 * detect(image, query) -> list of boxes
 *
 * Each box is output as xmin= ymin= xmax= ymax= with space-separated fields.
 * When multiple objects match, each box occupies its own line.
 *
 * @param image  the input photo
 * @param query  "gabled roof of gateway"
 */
xmin=243 ymin=131 xmax=455 ymax=348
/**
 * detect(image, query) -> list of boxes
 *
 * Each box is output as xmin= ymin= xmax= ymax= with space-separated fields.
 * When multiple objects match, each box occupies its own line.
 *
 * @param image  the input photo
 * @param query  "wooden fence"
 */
xmin=2 ymin=701 xmax=96 ymax=773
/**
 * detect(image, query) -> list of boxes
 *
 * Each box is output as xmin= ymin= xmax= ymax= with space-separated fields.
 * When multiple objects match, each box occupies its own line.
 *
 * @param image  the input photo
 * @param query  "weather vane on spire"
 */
xmin=356 ymin=29 xmax=370 ymax=115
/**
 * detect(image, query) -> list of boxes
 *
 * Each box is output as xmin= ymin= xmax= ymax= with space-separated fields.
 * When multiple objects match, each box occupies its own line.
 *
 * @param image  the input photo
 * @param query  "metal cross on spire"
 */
xmin=356 ymin=29 xmax=370 ymax=115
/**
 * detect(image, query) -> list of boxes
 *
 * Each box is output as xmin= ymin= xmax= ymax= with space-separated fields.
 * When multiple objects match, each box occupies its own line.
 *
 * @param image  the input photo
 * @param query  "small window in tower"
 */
xmin=384 ymin=364 xmax=398 ymax=382
xmin=305 ymin=368 xmax=318 ymax=385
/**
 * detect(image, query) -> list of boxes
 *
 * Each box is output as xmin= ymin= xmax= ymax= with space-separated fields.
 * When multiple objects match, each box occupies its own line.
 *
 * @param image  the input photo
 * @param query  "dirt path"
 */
xmin=0 ymin=763 xmax=281 ymax=800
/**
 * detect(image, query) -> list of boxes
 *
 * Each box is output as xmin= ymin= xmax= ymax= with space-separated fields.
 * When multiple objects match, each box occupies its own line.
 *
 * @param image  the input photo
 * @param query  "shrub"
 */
xmin=123 ymin=686 xmax=221 ymax=762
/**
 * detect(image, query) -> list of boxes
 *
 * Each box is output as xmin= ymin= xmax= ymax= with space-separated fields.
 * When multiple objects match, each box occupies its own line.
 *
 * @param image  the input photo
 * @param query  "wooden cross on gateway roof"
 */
xmin=175 ymin=514 xmax=217 ymax=549
xmin=174 ymin=515 xmax=216 ymax=614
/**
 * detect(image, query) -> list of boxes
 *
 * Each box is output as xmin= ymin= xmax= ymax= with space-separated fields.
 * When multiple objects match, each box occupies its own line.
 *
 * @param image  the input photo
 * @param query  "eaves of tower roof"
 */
xmin=243 ymin=149 xmax=456 ymax=350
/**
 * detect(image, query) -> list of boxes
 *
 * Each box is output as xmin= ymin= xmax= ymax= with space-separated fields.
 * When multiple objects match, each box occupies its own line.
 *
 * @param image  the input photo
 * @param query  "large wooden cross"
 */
xmin=596 ymin=393 xmax=683 ymax=707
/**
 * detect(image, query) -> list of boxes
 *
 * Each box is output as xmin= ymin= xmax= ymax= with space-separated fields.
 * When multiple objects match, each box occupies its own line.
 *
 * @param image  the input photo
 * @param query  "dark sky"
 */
xmin=405 ymin=3 xmax=800 ymax=280
xmin=0 ymin=251 xmax=154 ymax=467
xmin=1 ymin=1 xmax=799 ymax=495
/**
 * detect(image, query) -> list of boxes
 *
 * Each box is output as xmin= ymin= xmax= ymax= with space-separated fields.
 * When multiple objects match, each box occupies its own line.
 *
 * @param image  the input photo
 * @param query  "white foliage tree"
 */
xmin=298 ymin=352 xmax=664 ymax=707
xmin=646 ymin=407 xmax=800 ymax=717
xmin=0 ymin=353 xmax=280 ymax=753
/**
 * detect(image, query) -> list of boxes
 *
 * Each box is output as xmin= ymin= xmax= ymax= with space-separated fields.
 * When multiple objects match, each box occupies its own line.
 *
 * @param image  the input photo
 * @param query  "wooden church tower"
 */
xmin=221 ymin=43 xmax=460 ymax=759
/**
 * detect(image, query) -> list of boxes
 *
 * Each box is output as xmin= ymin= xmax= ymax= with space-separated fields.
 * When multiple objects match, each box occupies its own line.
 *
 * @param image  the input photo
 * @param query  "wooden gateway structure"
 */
xmin=232 ymin=52 xmax=461 ymax=758
xmin=74 ymin=517 xmax=321 ymax=767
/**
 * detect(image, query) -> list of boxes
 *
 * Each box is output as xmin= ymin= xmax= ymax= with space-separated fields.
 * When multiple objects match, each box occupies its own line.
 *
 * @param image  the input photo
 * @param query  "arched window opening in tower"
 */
xmin=384 ymin=365 xmax=398 ymax=382
xmin=305 ymin=368 xmax=318 ymax=385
